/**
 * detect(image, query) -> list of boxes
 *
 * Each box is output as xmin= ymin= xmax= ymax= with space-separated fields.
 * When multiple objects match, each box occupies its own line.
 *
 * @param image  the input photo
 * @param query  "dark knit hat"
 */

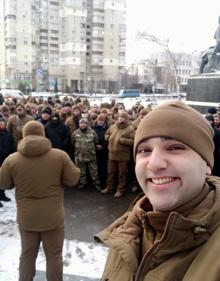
xmin=134 ymin=101 xmax=214 ymax=168
xmin=41 ymin=107 xmax=52 ymax=115
xmin=23 ymin=121 xmax=45 ymax=137
xmin=207 ymin=106 xmax=217 ymax=114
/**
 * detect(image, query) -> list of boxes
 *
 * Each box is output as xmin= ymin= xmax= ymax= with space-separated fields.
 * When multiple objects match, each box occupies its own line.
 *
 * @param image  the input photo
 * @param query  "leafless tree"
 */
xmin=136 ymin=32 xmax=180 ymax=95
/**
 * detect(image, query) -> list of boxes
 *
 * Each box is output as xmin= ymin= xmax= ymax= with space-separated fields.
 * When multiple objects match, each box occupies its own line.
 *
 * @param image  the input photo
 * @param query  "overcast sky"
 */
xmin=126 ymin=0 xmax=220 ymax=63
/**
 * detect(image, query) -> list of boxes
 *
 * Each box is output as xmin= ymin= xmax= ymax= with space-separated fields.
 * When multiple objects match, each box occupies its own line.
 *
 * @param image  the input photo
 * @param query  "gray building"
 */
xmin=0 ymin=0 xmax=127 ymax=93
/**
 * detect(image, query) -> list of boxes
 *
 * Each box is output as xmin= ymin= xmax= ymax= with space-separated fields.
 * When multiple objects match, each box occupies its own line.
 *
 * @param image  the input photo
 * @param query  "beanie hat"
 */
xmin=41 ymin=107 xmax=52 ymax=115
xmin=207 ymin=106 xmax=217 ymax=114
xmin=79 ymin=118 xmax=88 ymax=124
xmin=134 ymin=101 xmax=214 ymax=168
xmin=23 ymin=121 xmax=45 ymax=137
xmin=97 ymin=114 xmax=106 ymax=122
xmin=118 ymin=111 xmax=129 ymax=119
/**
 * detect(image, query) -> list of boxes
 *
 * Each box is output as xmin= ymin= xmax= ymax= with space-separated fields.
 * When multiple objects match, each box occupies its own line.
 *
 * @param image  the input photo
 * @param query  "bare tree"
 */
xmin=136 ymin=32 xmax=180 ymax=95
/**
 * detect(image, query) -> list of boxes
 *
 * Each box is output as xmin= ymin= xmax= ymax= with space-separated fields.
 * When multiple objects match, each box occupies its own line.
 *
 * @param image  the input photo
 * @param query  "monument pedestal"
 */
xmin=187 ymin=73 xmax=220 ymax=113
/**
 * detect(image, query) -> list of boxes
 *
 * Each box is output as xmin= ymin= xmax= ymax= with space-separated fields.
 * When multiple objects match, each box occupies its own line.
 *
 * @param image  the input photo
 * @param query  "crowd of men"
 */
xmin=0 ymin=94 xmax=152 ymax=207
xmin=1 ymin=94 xmax=220 ymax=280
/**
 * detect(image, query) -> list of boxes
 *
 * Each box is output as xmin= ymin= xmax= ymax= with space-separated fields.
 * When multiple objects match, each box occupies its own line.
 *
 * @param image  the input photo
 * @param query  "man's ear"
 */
xmin=206 ymin=166 xmax=212 ymax=175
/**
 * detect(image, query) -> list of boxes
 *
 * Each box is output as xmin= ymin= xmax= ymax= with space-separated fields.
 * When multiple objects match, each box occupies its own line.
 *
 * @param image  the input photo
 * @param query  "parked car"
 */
xmin=0 ymin=89 xmax=25 ymax=100
xmin=118 ymin=89 xmax=140 ymax=98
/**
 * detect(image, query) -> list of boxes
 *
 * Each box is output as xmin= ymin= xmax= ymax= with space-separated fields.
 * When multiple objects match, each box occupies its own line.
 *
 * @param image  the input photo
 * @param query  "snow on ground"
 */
xmin=0 ymin=190 xmax=108 ymax=281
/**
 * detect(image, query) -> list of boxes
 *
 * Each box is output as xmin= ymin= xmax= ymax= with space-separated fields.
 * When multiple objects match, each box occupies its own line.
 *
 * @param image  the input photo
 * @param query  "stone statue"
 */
xmin=199 ymin=16 xmax=220 ymax=74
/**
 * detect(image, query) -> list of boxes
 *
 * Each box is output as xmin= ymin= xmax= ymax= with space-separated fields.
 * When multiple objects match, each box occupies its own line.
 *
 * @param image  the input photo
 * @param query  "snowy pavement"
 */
xmin=0 ymin=190 xmax=108 ymax=281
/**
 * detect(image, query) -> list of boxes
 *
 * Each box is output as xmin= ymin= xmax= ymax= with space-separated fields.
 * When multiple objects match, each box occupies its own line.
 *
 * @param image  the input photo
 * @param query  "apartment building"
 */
xmin=0 ymin=0 xmax=126 ymax=93
xmin=0 ymin=0 xmax=34 ymax=90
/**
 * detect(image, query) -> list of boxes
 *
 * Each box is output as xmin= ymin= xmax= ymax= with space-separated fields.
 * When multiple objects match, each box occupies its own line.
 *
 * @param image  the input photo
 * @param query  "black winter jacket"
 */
xmin=0 ymin=129 xmax=15 ymax=165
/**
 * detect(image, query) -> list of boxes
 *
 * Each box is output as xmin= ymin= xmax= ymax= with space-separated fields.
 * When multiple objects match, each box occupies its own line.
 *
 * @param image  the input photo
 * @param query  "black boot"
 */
xmin=0 ymin=196 xmax=11 ymax=202
xmin=0 ymin=190 xmax=11 ymax=202
xmin=0 ymin=202 xmax=3 ymax=207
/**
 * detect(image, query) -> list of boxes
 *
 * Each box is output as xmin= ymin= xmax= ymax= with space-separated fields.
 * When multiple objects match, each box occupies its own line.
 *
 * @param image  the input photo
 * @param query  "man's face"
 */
xmin=0 ymin=121 xmax=6 ymax=131
xmin=97 ymin=120 xmax=105 ymax=126
xmin=41 ymin=113 xmax=50 ymax=121
xmin=31 ymin=106 xmax=37 ymax=115
xmin=135 ymin=137 xmax=211 ymax=211
xmin=73 ymin=109 xmax=80 ymax=117
xmin=2 ymin=110 xmax=10 ymax=117
xmin=79 ymin=122 xmax=88 ymax=130
xmin=55 ymin=105 xmax=62 ymax=113
xmin=60 ymin=108 xmax=67 ymax=118
xmin=65 ymin=106 xmax=72 ymax=115
xmin=117 ymin=116 xmax=126 ymax=124
xmin=16 ymin=107 xmax=24 ymax=116
xmin=213 ymin=114 xmax=220 ymax=126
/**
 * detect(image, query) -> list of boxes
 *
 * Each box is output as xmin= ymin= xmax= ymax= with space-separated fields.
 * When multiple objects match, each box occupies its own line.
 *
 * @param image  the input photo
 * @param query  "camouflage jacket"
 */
xmin=71 ymin=127 xmax=98 ymax=162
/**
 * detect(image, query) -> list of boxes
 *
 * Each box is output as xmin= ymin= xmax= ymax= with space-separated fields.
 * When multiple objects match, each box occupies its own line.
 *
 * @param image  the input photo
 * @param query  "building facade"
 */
xmin=0 ymin=0 xmax=126 ymax=93
xmin=126 ymin=52 xmax=194 ymax=94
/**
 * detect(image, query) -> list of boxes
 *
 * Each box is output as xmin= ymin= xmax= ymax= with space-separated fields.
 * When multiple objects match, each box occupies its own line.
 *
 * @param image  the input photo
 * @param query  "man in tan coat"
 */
xmin=0 ymin=120 xmax=80 ymax=281
xmin=101 ymin=111 xmax=135 ymax=198
xmin=96 ymin=101 xmax=220 ymax=281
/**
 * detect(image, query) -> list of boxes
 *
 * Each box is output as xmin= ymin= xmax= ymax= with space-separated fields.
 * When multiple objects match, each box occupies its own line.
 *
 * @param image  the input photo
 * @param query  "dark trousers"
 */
xmin=19 ymin=225 xmax=64 ymax=281
xmin=106 ymin=160 xmax=127 ymax=193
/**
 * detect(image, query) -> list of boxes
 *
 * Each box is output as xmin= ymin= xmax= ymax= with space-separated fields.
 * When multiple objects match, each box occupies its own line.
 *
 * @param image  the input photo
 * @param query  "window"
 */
xmin=40 ymin=29 xmax=48 ymax=33
xmin=92 ymin=37 xmax=104 ymax=41
xmin=51 ymin=29 xmax=58 ymax=34
xmin=50 ymin=37 xmax=58 ymax=41
xmin=93 ymin=23 xmax=104 ymax=28
xmin=50 ymin=1 xmax=59 ymax=6
xmin=92 ymin=51 xmax=103 ymax=55
xmin=50 ymin=44 xmax=58 ymax=48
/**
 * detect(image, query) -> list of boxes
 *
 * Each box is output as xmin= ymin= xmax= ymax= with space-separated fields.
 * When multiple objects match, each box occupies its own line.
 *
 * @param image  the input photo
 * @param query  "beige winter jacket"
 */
xmin=95 ymin=176 xmax=220 ymax=281
xmin=0 ymin=135 xmax=80 ymax=231
xmin=105 ymin=121 xmax=135 ymax=162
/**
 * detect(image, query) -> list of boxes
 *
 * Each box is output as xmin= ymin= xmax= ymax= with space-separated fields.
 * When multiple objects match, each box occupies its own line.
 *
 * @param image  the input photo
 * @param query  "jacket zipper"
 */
xmin=135 ymin=214 xmax=176 ymax=281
